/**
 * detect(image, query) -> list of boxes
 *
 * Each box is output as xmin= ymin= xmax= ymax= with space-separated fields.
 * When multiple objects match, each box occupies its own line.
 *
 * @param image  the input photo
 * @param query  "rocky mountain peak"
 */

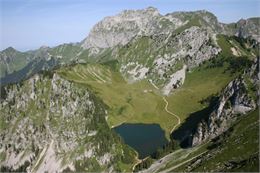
xmin=234 ymin=18 xmax=260 ymax=41
xmin=119 ymin=6 xmax=160 ymax=17
xmin=1 ymin=47 xmax=20 ymax=58
xmin=81 ymin=7 xmax=165 ymax=52
xmin=0 ymin=47 xmax=20 ymax=66
xmin=81 ymin=8 xmax=223 ymax=53
xmin=237 ymin=18 xmax=247 ymax=25
xmin=81 ymin=7 xmax=259 ymax=54
xmin=39 ymin=46 xmax=50 ymax=51
xmin=2 ymin=47 xmax=17 ymax=53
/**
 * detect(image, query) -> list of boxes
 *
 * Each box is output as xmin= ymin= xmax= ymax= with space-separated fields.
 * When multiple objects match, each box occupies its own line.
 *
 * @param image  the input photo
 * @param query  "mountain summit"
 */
xmin=81 ymin=7 xmax=259 ymax=53
xmin=81 ymin=7 xmax=163 ymax=51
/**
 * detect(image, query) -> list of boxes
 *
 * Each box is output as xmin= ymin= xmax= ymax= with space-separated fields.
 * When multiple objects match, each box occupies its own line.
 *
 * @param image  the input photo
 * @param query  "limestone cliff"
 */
xmin=0 ymin=72 xmax=134 ymax=172
xmin=191 ymin=59 xmax=258 ymax=146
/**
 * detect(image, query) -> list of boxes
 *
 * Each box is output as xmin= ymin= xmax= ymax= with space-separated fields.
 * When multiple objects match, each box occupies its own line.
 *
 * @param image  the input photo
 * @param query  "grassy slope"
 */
xmin=49 ymin=43 xmax=82 ymax=63
xmin=149 ymin=35 xmax=257 ymax=172
xmin=166 ymin=64 xmax=234 ymax=123
xmin=199 ymin=109 xmax=259 ymax=172
xmin=166 ymin=34 xmax=240 ymax=124
xmin=171 ymin=109 xmax=259 ymax=172
xmin=157 ymin=143 xmax=209 ymax=172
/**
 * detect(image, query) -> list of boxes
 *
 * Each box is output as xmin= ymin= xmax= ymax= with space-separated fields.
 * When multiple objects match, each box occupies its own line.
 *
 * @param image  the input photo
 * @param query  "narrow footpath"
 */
xmin=162 ymin=97 xmax=181 ymax=133
xmin=149 ymin=80 xmax=181 ymax=133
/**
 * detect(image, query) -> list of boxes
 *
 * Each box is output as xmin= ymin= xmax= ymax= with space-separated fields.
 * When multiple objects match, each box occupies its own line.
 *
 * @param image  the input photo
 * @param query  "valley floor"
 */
xmin=58 ymin=61 xmax=235 ymax=138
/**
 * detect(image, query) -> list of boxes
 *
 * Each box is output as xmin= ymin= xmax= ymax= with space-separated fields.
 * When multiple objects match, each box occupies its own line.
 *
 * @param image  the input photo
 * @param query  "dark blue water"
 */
xmin=114 ymin=123 xmax=168 ymax=159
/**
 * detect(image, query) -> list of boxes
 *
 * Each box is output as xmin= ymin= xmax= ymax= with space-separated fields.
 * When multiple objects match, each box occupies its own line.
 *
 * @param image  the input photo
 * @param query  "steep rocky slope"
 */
xmin=0 ymin=72 xmax=135 ymax=172
xmin=191 ymin=57 xmax=258 ymax=146
xmin=79 ymin=7 xmax=259 ymax=95
xmin=150 ymin=108 xmax=259 ymax=172
xmin=192 ymin=78 xmax=256 ymax=146
xmin=170 ymin=55 xmax=258 ymax=147
xmin=228 ymin=18 xmax=260 ymax=42
xmin=81 ymin=7 xmax=173 ymax=52
xmin=117 ymin=26 xmax=220 ymax=94
xmin=81 ymin=7 xmax=259 ymax=53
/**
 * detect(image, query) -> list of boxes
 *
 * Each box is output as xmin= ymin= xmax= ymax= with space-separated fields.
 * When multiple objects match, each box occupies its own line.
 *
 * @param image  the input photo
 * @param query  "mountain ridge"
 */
xmin=2 ymin=8 xmax=259 ymax=87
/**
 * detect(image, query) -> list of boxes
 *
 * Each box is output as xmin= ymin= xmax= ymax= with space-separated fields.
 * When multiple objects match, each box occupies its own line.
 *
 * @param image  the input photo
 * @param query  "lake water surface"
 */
xmin=113 ymin=123 xmax=168 ymax=159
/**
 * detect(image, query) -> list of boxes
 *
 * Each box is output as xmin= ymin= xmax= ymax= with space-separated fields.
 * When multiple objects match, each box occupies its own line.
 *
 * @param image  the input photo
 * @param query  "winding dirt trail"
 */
xmin=162 ymin=97 xmax=181 ymax=133
xmin=149 ymin=80 xmax=181 ymax=133
xmin=160 ymin=151 xmax=207 ymax=173
xmin=132 ymin=156 xmax=147 ymax=172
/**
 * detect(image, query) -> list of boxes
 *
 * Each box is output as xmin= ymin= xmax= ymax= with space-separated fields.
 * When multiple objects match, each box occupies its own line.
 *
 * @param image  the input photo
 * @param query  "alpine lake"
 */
xmin=113 ymin=123 xmax=168 ymax=159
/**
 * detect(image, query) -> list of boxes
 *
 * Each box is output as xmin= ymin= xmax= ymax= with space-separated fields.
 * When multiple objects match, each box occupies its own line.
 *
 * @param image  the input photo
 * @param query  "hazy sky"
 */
xmin=1 ymin=0 xmax=259 ymax=51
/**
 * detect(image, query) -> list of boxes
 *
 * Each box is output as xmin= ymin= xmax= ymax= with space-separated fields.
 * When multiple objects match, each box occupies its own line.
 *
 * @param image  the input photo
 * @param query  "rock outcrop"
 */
xmin=234 ymin=18 xmax=260 ymax=42
xmin=81 ymin=7 xmax=260 ymax=54
xmin=82 ymin=7 xmax=169 ymax=52
xmin=81 ymin=8 xmax=225 ymax=53
xmin=191 ymin=58 xmax=258 ymax=146
xmin=0 ymin=73 xmax=132 ymax=172
xmin=118 ymin=26 xmax=220 ymax=94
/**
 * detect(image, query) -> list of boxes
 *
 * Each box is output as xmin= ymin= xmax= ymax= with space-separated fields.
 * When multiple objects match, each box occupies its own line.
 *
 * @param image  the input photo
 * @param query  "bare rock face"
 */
xmin=0 ymin=73 xmax=128 ymax=172
xmin=81 ymin=7 xmax=260 ymax=55
xmin=192 ymin=60 xmax=259 ymax=146
xmin=162 ymin=65 xmax=187 ymax=95
xmin=160 ymin=26 xmax=220 ymax=68
xmin=118 ymin=26 xmax=220 ymax=95
xmin=235 ymin=18 xmax=260 ymax=42
xmin=81 ymin=7 xmax=188 ymax=53
xmin=82 ymin=7 xmax=160 ymax=50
